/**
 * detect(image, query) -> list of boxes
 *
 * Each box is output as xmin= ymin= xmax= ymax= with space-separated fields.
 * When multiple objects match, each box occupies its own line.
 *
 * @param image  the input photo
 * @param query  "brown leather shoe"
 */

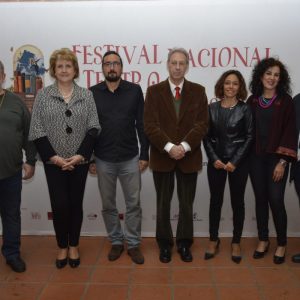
xmin=128 ymin=247 xmax=144 ymax=264
xmin=108 ymin=245 xmax=124 ymax=261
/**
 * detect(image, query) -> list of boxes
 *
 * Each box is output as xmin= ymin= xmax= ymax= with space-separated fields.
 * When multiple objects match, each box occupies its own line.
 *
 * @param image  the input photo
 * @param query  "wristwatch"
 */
xmin=279 ymin=159 xmax=287 ymax=167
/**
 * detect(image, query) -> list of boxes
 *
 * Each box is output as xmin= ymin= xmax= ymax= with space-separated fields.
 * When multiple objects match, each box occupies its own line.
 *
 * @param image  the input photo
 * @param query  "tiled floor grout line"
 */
xmin=81 ymin=264 xmax=99 ymax=300
xmin=35 ymin=265 xmax=56 ymax=300
xmin=209 ymin=262 xmax=221 ymax=300
xmin=170 ymin=262 xmax=175 ymax=300
xmin=248 ymin=263 xmax=267 ymax=300
xmin=127 ymin=262 xmax=135 ymax=300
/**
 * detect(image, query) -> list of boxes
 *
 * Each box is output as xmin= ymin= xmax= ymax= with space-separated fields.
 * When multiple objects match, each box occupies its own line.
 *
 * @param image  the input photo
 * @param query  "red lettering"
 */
xmin=122 ymin=46 xmax=137 ymax=64
xmin=93 ymin=46 xmax=103 ymax=65
xmin=83 ymin=69 xmax=94 ymax=88
xmin=83 ymin=45 xmax=93 ymax=65
xmin=250 ymin=48 xmax=260 ymax=66
xmin=132 ymin=71 xmax=141 ymax=84
xmin=95 ymin=71 xmax=104 ymax=84
xmin=147 ymin=72 xmax=160 ymax=87
xmin=122 ymin=72 xmax=130 ymax=81
xmin=211 ymin=48 xmax=217 ymax=67
xmin=218 ymin=47 xmax=231 ymax=67
xmin=153 ymin=45 xmax=162 ymax=64
xmin=138 ymin=45 xmax=150 ymax=64
xmin=103 ymin=45 xmax=115 ymax=52
xmin=188 ymin=49 xmax=196 ymax=67
xmin=72 ymin=45 xmax=82 ymax=55
xmin=198 ymin=49 xmax=210 ymax=67
xmin=233 ymin=47 xmax=248 ymax=67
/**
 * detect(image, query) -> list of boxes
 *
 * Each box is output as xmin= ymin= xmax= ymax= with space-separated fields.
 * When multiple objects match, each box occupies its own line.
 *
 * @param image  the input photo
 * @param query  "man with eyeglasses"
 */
xmin=144 ymin=48 xmax=209 ymax=263
xmin=0 ymin=60 xmax=36 ymax=272
xmin=90 ymin=51 xmax=149 ymax=264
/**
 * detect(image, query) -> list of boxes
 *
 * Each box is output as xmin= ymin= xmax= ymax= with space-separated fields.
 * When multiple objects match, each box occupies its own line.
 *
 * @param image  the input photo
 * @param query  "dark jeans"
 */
xmin=44 ymin=164 xmax=89 ymax=249
xmin=153 ymin=169 xmax=198 ymax=249
xmin=293 ymin=161 xmax=300 ymax=201
xmin=249 ymin=153 xmax=289 ymax=246
xmin=207 ymin=159 xmax=249 ymax=244
xmin=0 ymin=171 xmax=22 ymax=260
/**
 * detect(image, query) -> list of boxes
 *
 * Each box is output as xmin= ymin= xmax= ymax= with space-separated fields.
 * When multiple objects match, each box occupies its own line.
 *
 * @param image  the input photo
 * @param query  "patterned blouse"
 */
xmin=29 ymin=82 xmax=100 ymax=158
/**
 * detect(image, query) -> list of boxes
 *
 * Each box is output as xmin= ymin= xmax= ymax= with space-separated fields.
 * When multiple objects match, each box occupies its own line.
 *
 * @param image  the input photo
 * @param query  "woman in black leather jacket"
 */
xmin=203 ymin=70 xmax=253 ymax=263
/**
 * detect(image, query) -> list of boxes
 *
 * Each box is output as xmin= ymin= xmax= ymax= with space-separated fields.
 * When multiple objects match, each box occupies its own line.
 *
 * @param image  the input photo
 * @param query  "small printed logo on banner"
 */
xmin=193 ymin=212 xmax=203 ymax=222
xmin=87 ymin=213 xmax=98 ymax=220
xmin=47 ymin=212 xmax=53 ymax=220
xmin=149 ymin=212 xmax=203 ymax=221
xmin=12 ymin=45 xmax=46 ymax=112
xmin=119 ymin=213 xmax=124 ymax=220
xmin=152 ymin=213 xmax=202 ymax=221
xmin=170 ymin=213 xmax=179 ymax=221
xmin=31 ymin=212 xmax=41 ymax=220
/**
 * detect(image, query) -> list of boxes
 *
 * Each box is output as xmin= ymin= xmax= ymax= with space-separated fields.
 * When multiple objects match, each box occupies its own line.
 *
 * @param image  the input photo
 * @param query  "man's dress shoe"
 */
xmin=178 ymin=247 xmax=193 ymax=262
xmin=159 ymin=247 xmax=171 ymax=263
xmin=292 ymin=253 xmax=300 ymax=263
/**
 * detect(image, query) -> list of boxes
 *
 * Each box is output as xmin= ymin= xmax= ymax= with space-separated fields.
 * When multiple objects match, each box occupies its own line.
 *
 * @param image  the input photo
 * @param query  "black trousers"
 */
xmin=249 ymin=153 xmax=289 ymax=246
xmin=153 ymin=169 xmax=198 ymax=249
xmin=293 ymin=161 xmax=300 ymax=201
xmin=207 ymin=159 xmax=249 ymax=244
xmin=44 ymin=164 xmax=89 ymax=249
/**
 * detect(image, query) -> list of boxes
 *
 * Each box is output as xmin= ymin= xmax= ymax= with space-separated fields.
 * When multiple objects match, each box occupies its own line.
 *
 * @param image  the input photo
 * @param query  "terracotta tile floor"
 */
xmin=1 ymin=236 xmax=300 ymax=299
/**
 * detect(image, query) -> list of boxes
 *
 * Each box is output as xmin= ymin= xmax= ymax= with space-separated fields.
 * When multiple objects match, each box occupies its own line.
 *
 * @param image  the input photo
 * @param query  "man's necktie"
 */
xmin=175 ymin=86 xmax=181 ymax=100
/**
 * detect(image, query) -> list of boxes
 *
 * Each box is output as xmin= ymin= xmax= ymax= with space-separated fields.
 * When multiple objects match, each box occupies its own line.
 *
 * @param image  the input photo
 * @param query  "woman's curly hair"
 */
xmin=215 ymin=69 xmax=248 ymax=101
xmin=249 ymin=57 xmax=291 ymax=97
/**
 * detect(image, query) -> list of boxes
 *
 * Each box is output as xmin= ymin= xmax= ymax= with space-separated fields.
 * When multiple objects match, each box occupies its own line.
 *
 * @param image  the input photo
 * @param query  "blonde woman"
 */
xmin=29 ymin=48 xmax=100 ymax=268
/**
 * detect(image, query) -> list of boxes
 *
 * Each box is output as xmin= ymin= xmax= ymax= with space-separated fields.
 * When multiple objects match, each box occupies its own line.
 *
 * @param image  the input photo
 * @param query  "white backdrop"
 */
xmin=1 ymin=0 xmax=300 ymax=237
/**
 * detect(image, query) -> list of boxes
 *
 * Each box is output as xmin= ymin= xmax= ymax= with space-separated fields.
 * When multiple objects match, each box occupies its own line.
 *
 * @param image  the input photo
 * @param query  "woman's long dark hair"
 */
xmin=249 ymin=57 xmax=291 ymax=97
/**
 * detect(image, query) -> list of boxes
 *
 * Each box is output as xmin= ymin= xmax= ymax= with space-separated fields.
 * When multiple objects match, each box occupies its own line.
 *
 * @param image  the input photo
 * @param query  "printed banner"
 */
xmin=1 ymin=0 xmax=300 ymax=237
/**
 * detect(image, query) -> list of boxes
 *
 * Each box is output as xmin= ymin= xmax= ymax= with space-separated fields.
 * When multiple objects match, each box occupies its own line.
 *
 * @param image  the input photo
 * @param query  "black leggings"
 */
xmin=207 ymin=159 xmax=249 ymax=244
xmin=44 ymin=164 xmax=89 ymax=249
xmin=249 ymin=153 xmax=289 ymax=246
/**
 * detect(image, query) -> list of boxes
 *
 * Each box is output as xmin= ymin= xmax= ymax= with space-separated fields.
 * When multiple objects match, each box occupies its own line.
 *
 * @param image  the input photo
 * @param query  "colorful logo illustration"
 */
xmin=12 ymin=45 xmax=46 ymax=111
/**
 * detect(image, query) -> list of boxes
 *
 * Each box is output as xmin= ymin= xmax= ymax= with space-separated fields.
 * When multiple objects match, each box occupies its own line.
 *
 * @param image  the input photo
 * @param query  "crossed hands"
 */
xmin=213 ymin=160 xmax=236 ymax=172
xmin=50 ymin=155 xmax=84 ymax=171
xmin=169 ymin=145 xmax=185 ymax=160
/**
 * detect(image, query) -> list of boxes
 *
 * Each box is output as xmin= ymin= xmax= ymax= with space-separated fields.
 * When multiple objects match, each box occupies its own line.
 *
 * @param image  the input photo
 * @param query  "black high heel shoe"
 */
xmin=204 ymin=239 xmax=220 ymax=260
xmin=273 ymin=247 xmax=286 ymax=264
xmin=69 ymin=257 xmax=80 ymax=268
xmin=231 ymin=243 xmax=242 ymax=264
xmin=69 ymin=246 xmax=80 ymax=268
xmin=253 ymin=241 xmax=270 ymax=259
xmin=55 ymin=257 xmax=68 ymax=269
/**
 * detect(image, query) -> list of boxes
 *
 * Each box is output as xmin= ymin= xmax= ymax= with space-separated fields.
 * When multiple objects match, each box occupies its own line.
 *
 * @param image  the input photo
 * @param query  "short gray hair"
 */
xmin=0 ymin=60 xmax=4 ymax=74
xmin=167 ymin=47 xmax=189 ymax=64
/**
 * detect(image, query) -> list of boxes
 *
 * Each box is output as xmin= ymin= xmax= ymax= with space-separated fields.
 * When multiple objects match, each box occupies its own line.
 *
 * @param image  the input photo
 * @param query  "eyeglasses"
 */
xmin=102 ymin=61 xmax=121 ymax=68
xmin=65 ymin=109 xmax=72 ymax=117
xmin=66 ymin=126 xmax=73 ymax=134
